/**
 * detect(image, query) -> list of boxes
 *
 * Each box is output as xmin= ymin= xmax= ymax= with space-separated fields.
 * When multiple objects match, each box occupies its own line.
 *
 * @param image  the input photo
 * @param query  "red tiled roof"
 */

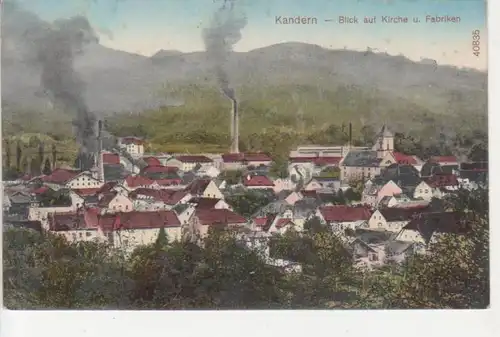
xmin=143 ymin=156 xmax=162 ymax=166
xmin=184 ymin=178 xmax=211 ymax=195
xmin=175 ymin=155 xmax=213 ymax=163
xmin=114 ymin=211 xmax=181 ymax=230
xmin=253 ymin=217 xmax=268 ymax=227
xmin=121 ymin=137 xmax=144 ymax=145
xmin=392 ymin=152 xmax=418 ymax=165
xmin=430 ymin=156 xmax=458 ymax=164
xmin=50 ymin=209 xmax=181 ymax=231
xmin=129 ymin=188 xmax=188 ymax=205
xmin=73 ymin=188 xmax=101 ymax=196
xmin=243 ymin=175 xmax=274 ymax=187
xmin=41 ymin=168 xmax=80 ymax=184
xmin=276 ymin=218 xmax=294 ymax=229
xmin=32 ymin=186 xmax=49 ymax=195
xmin=103 ymin=153 xmax=120 ymax=165
xmin=155 ymin=178 xmax=182 ymax=186
xmin=425 ymin=173 xmax=459 ymax=188
xmin=195 ymin=208 xmax=247 ymax=225
xmin=142 ymin=165 xmax=179 ymax=174
xmin=222 ymin=152 xmax=272 ymax=163
xmin=124 ymin=175 xmax=154 ymax=188
xmin=319 ymin=205 xmax=372 ymax=222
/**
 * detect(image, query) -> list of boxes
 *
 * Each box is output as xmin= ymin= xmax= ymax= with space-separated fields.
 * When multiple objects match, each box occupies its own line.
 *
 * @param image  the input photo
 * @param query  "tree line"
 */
xmin=3 ymin=188 xmax=488 ymax=309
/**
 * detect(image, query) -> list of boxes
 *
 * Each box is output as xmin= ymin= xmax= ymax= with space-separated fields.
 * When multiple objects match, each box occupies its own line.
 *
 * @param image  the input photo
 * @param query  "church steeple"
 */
xmin=372 ymin=124 xmax=394 ymax=158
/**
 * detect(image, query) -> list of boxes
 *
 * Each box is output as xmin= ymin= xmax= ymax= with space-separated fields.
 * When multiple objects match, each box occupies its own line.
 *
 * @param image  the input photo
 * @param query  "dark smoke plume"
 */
xmin=33 ymin=16 xmax=99 ymax=154
xmin=202 ymin=0 xmax=247 ymax=99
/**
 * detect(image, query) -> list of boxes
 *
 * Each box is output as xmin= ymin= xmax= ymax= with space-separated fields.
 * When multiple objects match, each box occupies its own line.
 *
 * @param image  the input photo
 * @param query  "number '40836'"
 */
xmin=472 ymin=29 xmax=480 ymax=57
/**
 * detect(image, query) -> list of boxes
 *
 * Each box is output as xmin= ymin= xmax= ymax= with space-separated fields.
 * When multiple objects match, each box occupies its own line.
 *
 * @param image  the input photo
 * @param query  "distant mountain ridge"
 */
xmin=2 ymin=40 xmax=487 ymax=116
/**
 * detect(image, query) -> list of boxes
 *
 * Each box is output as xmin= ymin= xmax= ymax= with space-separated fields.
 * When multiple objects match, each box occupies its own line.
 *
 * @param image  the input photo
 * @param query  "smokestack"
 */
xmin=230 ymin=99 xmax=239 ymax=154
xmin=349 ymin=122 xmax=352 ymax=147
xmin=96 ymin=120 xmax=104 ymax=182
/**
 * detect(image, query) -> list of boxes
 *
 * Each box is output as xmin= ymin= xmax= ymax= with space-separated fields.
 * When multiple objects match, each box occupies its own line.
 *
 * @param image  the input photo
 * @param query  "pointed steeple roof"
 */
xmin=378 ymin=124 xmax=393 ymax=138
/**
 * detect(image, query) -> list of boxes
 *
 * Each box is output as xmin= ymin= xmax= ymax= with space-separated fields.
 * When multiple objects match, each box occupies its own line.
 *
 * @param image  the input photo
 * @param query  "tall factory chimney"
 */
xmin=349 ymin=122 xmax=352 ymax=147
xmin=96 ymin=120 xmax=104 ymax=182
xmin=230 ymin=99 xmax=239 ymax=154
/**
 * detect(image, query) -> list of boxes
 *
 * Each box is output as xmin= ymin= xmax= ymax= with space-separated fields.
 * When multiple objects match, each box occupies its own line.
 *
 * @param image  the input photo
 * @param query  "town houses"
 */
xmin=3 ymin=125 xmax=487 ymax=268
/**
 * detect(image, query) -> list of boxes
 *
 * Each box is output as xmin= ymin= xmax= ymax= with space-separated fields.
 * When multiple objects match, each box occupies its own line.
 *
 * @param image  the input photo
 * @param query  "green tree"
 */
xmin=42 ymin=158 xmax=52 ymax=175
xmin=226 ymin=190 xmax=274 ymax=217
xmin=468 ymin=142 xmax=488 ymax=162
xmin=269 ymin=158 xmax=289 ymax=179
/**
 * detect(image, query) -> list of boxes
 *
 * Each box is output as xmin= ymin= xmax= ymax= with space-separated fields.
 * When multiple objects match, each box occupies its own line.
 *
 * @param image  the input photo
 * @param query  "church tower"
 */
xmin=372 ymin=125 xmax=394 ymax=159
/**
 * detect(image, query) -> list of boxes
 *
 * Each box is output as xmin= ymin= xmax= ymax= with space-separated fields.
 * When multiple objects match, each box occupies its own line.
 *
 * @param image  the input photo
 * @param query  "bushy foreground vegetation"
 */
xmin=3 ymin=189 xmax=489 ymax=310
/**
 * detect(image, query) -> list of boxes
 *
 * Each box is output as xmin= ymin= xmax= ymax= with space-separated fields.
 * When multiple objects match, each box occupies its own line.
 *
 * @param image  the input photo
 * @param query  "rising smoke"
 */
xmin=33 ymin=16 xmax=99 ymax=154
xmin=202 ymin=0 xmax=247 ymax=100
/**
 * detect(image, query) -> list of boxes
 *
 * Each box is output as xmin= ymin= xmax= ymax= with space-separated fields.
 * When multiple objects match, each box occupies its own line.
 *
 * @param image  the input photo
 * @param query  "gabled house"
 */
xmin=340 ymin=150 xmax=383 ymax=182
xmin=188 ymin=208 xmax=248 ymax=238
xmin=414 ymin=173 xmax=459 ymax=201
xmin=368 ymin=207 xmax=427 ymax=233
xmin=129 ymin=188 xmax=191 ymax=211
xmin=123 ymin=175 xmax=155 ymax=191
xmin=195 ymin=165 xmax=221 ymax=179
xmin=316 ymin=205 xmax=372 ymax=231
xmin=118 ymin=137 xmax=145 ymax=156
xmin=395 ymin=211 xmax=469 ymax=245
xmin=362 ymin=180 xmax=403 ymax=207
xmin=166 ymin=155 xmax=214 ymax=172
xmin=285 ymin=191 xmax=304 ymax=205
xmin=98 ymin=193 xmax=134 ymax=213
xmin=272 ymin=178 xmax=297 ymax=194
xmin=185 ymin=178 xmax=224 ymax=199
xmin=187 ymin=197 xmax=231 ymax=210
xmin=65 ymin=171 xmax=104 ymax=189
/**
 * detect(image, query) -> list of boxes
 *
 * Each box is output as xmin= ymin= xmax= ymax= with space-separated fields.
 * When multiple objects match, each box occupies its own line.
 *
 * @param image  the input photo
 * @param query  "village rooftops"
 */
xmin=102 ymin=153 xmax=120 ymax=165
xmin=48 ymin=209 xmax=181 ymax=231
xmin=319 ymin=205 xmax=372 ymax=222
xmin=379 ymin=207 xmax=429 ymax=222
xmin=391 ymin=152 xmax=418 ymax=165
xmin=342 ymin=151 xmax=381 ymax=167
xmin=129 ymin=188 xmax=189 ymax=205
xmin=142 ymin=156 xmax=162 ymax=166
xmin=120 ymin=137 xmax=145 ymax=145
xmin=41 ymin=168 xmax=81 ymax=185
xmin=243 ymin=175 xmax=275 ymax=187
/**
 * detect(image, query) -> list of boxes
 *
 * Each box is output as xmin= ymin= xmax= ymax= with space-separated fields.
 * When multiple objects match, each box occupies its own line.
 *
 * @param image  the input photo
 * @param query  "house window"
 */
xmin=86 ymin=232 xmax=92 ymax=237
xmin=419 ymin=189 xmax=422 ymax=193
xmin=79 ymin=232 xmax=83 ymax=238
xmin=369 ymin=253 xmax=378 ymax=261
xmin=425 ymin=189 xmax=429 ymax=193
xmin=125 ymin=205 xmax=129 ymax=210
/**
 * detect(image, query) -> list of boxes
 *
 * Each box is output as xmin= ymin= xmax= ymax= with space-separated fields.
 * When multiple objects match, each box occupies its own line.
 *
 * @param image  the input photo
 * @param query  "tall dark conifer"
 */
xmin=51 ymin=144 xmax=57 ymax=169
xmin=16 ymin=141 xmax=22 ymax=171
xmin=5 ymin=139 xmax=11 ymax=168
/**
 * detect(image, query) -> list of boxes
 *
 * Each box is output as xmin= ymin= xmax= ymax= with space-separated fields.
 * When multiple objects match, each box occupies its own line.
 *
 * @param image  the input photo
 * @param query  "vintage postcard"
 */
xmin=2 ymin=0 xmax=488 ymax=311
